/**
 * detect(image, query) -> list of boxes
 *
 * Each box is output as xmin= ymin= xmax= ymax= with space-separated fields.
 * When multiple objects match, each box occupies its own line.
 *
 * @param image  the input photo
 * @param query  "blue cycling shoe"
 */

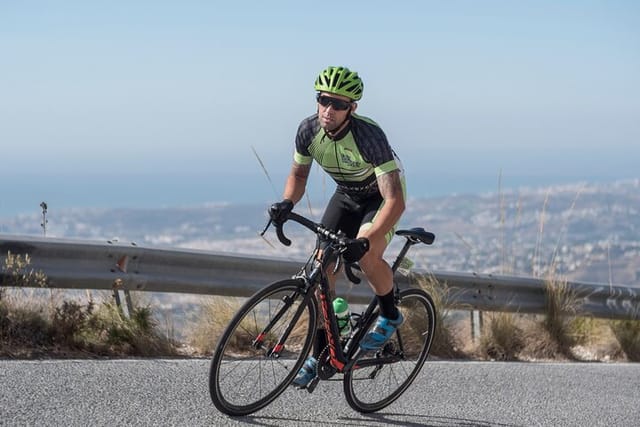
xmin=291 ymin=356 xmax=317 ymax=388
xmin=359 ymin=312 xmax=404 ymax=352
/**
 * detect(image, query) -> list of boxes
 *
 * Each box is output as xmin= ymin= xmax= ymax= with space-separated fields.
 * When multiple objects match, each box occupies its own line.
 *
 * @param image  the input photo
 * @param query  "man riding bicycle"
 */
xmin=269 ymin=65 xmax=407 ymax=388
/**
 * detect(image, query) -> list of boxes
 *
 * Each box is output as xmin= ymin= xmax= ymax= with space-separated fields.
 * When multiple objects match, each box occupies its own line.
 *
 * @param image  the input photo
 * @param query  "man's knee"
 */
xmin=358 ymin=251 xmax=385 ymax=274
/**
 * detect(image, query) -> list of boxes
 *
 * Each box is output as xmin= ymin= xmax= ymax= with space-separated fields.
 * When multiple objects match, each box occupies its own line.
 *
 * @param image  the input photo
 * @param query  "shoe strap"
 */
xmin=301 ymin=358 xmax=316 ymax=373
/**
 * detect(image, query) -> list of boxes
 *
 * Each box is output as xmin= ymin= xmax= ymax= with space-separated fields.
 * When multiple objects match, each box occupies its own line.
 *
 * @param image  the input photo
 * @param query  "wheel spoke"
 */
xmin=343 ymin=289 xmax=436 ymax=413
xmin=209 ymin=280 xmax=316 ymax=416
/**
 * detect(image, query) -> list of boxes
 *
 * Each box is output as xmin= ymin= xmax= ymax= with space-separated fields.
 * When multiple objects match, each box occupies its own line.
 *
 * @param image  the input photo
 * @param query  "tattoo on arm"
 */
xmin=377 ymin=171 xmax=403 ymax=200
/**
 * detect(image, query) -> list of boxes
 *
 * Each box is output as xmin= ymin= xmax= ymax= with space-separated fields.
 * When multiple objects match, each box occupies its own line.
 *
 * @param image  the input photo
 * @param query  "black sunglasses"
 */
xmin=316 ymin=94 xmax=352 ymax=111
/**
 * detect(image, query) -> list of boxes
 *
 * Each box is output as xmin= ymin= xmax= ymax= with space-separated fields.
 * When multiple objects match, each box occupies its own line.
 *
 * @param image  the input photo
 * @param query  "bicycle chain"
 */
xmin=316 ymin=345 xmax=338 ymax=380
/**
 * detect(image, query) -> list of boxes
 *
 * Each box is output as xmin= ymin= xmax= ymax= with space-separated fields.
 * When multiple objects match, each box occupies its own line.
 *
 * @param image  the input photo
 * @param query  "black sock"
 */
xmin=312 ymin=329 xmax=327 ymax=358
xmin=377 ymin=290 xmax=399 ymax=320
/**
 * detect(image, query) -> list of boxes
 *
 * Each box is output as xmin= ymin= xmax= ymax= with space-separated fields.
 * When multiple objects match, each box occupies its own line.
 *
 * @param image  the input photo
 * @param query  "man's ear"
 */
xmin=351 ymin=102 xmax=358 ymax=113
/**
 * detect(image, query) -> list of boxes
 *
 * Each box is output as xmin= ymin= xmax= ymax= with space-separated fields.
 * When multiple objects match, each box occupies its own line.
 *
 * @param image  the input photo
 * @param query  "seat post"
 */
xmin=390 ymin=237 xmax=416 ymax=273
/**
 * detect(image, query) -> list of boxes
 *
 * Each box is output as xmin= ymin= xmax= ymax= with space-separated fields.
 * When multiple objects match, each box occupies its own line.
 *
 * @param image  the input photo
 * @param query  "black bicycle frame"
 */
xmin=253 ymin=230 xmax=420 ymax=368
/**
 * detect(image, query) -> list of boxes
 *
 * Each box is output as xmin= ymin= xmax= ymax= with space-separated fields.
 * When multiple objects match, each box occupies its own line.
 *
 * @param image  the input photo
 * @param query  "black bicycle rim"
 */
xmin=343 ymin=288 xmax=436 ymax=413
xmin=209 ymin=279 xmax=317 ymax=416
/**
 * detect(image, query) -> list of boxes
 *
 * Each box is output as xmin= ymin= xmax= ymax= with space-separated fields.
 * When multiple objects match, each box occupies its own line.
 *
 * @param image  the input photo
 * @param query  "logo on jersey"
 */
xmin=339 ymin=148 xmax=361 ymax=168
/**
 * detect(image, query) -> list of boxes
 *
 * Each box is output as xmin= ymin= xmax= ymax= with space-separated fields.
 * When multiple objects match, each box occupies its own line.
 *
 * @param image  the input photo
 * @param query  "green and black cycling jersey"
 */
xmin=294 ymin=113 xmax=404 ymax=200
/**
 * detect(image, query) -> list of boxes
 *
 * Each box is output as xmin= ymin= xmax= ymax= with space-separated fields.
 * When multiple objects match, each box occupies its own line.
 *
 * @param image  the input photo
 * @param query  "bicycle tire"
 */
xmin=209 ymin=279 xmax=317 ymax=416
xmin=343 ymin=288 xmax=436 ymax=413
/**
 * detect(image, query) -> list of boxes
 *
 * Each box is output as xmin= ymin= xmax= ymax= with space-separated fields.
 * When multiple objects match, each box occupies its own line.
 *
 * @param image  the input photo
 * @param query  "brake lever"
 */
xmin=333 ymin=254 xmax=342 ymax=275
xmin=260 ymin=217 xmax=292 ymax=246
xmin=260 ymin=218 xmax=273 ymax=236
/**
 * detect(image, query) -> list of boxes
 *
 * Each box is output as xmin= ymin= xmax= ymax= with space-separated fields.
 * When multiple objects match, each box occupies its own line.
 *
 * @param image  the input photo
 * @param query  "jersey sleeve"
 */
xmin=351 ymin=116 xmax=399 ymax=176
xmin=374 ymin=158 xmax=400 ymax=176
xmin=293 ymin=115 xmax=317 ymax=165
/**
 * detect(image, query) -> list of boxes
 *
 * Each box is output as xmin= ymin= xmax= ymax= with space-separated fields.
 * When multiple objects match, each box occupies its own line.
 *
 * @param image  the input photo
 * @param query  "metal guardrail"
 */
xmin=1 ymin=234 xmax=639 ymax=319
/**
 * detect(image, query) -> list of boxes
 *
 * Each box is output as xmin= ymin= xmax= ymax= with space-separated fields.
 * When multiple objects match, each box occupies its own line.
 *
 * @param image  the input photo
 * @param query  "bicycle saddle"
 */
xmin=395 ymin=227 xmax=435 ymax=245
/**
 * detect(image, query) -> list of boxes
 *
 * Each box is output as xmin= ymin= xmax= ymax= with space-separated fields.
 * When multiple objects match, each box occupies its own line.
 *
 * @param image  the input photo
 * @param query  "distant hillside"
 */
xmin=2 ymin=179 xmax=639 ymax=287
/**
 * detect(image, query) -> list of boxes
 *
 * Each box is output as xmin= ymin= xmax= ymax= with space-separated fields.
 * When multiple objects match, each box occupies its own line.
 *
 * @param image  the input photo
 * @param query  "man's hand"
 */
xmin=269 ymin=199 xmax=294 ymax=224
xmin=342 ymin=237 xmax=370 ymax=263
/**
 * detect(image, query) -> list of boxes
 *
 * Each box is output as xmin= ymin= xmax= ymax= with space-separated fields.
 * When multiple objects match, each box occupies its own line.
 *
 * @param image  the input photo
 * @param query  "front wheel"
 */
xmin=209 ymin=279 xmax=317 ymax=416
xmin=343 ymin=288 xmax=436 ymax=413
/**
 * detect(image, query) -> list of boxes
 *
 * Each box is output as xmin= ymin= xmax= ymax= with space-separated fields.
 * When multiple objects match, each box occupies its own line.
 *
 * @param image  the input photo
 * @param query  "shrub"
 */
xmin=187 ymin=296 xmax=242 ymax=354
xmin=1 ymin=289 xmax=177 ymax=358
xmin=478 ymin=312 xmax=524 ymax=361
xmin=0 ymin=302 xmax=52 ymax=349
xmin=80 ymin=302 xmax=175 ymax=356
xmin=518 ymin=314 xmax=607 ymax=361
xmin=1 ymin=252 xmax=47 ymax=291
xmin=611 ymin=318 xmax=640 ymax=362
xmin=543 ymin=276 xmax=583 ymax=355
xmin=415 ymin=273 xmax=466 ymax=359
xmin=53 ymin=300 xmax=94 ymax=348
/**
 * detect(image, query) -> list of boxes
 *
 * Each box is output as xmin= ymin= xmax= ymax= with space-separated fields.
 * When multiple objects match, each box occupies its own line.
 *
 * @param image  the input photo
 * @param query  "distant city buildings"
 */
xmin=1 ymin=180 xmax=638 ymax=287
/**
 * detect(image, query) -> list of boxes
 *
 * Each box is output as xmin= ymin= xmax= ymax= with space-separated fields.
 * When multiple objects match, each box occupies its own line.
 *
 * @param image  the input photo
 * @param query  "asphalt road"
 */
xmin=1 ymin=359 xmax=638 ymax=426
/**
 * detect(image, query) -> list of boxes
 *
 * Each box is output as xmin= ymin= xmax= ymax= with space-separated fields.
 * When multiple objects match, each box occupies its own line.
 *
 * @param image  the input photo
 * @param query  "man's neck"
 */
xmin=326 ymin=117 xmax=351 ymax=140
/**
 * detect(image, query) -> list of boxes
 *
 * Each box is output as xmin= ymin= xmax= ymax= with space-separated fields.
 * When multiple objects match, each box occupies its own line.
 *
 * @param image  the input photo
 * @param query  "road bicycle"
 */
xmin=209 ymin=211 xmax=436 ymax=416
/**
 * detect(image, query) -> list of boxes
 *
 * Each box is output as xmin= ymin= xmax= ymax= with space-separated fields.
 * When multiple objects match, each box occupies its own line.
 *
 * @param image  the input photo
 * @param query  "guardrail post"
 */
xmin=111 ymin=254 xmax=132 ymax=317
xmin=124 ymin=290 xmax=134 ymax=316
xmin=112 ymin=287 xmax=123 ymax=313
xmin=470 ymin=310 xmax=483 ymax=343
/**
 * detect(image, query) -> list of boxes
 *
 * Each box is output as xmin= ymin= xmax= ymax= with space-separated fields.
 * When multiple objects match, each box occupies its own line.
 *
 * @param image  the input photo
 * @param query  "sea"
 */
xmin=0 ymin=171 xmax=636 ymax=218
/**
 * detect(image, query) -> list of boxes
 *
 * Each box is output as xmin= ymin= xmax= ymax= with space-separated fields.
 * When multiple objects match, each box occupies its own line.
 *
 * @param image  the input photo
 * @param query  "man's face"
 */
xmin=316 ymin=92 xmax=355 ymax=132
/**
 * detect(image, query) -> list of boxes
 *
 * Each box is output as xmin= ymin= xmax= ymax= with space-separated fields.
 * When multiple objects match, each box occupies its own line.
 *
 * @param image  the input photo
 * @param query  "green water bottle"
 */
xmin=333 ymin=297 xmax=351 ymax=338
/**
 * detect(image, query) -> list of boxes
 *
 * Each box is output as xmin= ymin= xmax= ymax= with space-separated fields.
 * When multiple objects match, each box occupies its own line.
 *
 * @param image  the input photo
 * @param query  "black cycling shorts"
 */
xmin=319 ymin=190 xmax=384 ymax=247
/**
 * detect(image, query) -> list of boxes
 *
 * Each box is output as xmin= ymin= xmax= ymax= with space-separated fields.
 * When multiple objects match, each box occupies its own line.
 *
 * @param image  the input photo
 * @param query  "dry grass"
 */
xmin=1 ymin=252 xmax=48 ymax=291
xmin=187 ymin=293 xmax=313 ymax=357
xmin=415 ymin=273 xmax=466 ymax=359
xmin=0 ymin=292 xmax=177 ymax=358
xmin=186 ymin=295 xmax=243 ymax=354
xmin=441 ymin=280 xmax=624 ymax=363
xmin=3 ymin=284 xmax=637 ymax=361
xmin=2 ymin=251 xmax=637 ymax=361
xmin=477 ymin=312 xmax=525 ymax=361
xmin=485 ymin=314 xmax=625 ymax=362
xmin=477 ymin=313 xmax=576 ymax=361
xmin=610 ymin=318 xmax=640 ymax=362
xmin=542 ymin=275 xmax=584 ymax=357
xmin=1 ymin=251 xmax=177 ymax=357
xmin=84 ymin=301 xmax=177 ymax=356
xmin=520 ymin=318 xmax=568 ymax=360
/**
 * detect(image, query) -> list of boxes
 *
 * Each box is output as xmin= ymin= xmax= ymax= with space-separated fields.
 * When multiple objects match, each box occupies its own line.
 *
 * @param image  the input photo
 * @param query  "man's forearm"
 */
xmin=282 ymin=162 xmax=310 ymax=204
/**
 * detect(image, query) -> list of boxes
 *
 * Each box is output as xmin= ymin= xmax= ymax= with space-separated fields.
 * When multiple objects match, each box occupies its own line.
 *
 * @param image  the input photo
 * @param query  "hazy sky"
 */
xmin=1 ymin=1 xmax=639 ymax=214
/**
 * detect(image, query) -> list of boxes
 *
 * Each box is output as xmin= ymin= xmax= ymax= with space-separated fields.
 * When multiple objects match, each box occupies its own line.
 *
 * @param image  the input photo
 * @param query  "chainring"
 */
xmin=316 ymin=346 xmax=338 ymax=380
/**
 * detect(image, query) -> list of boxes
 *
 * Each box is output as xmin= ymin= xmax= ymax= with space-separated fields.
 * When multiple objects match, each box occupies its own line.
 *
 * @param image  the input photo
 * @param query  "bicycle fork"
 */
xmin=251 ymin=284 xmax=315 ymax=358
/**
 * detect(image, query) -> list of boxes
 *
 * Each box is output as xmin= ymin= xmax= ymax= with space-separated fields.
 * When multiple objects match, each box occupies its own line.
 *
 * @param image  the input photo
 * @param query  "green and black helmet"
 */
xmin=314 ymin=66 xmax=364 ymax=101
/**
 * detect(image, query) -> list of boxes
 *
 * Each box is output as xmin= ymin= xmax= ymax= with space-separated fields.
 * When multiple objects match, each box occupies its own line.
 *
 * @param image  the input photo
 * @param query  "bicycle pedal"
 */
xmin=305 ymin=376 xmax=320 ymax=393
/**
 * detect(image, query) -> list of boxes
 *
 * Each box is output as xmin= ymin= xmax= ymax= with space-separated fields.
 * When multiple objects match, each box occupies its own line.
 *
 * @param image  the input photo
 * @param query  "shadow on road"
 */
xmin=343 ymin=412 xmax=521 ymax=427
xmin=234 ymin=412 xmax=520 ymax=427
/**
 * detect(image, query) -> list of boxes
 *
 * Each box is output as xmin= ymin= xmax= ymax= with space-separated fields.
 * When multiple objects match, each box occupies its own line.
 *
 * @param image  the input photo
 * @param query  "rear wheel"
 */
xmin=209 ymin=279 xmax=317 ymax=416
xmin=343 ymin=288 xmax=436 ymax=413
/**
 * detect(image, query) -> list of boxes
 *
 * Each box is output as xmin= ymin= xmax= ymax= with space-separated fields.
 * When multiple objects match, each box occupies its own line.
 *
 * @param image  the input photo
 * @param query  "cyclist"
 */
xmin=269 ymin=65 xmax=406 ymax=388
